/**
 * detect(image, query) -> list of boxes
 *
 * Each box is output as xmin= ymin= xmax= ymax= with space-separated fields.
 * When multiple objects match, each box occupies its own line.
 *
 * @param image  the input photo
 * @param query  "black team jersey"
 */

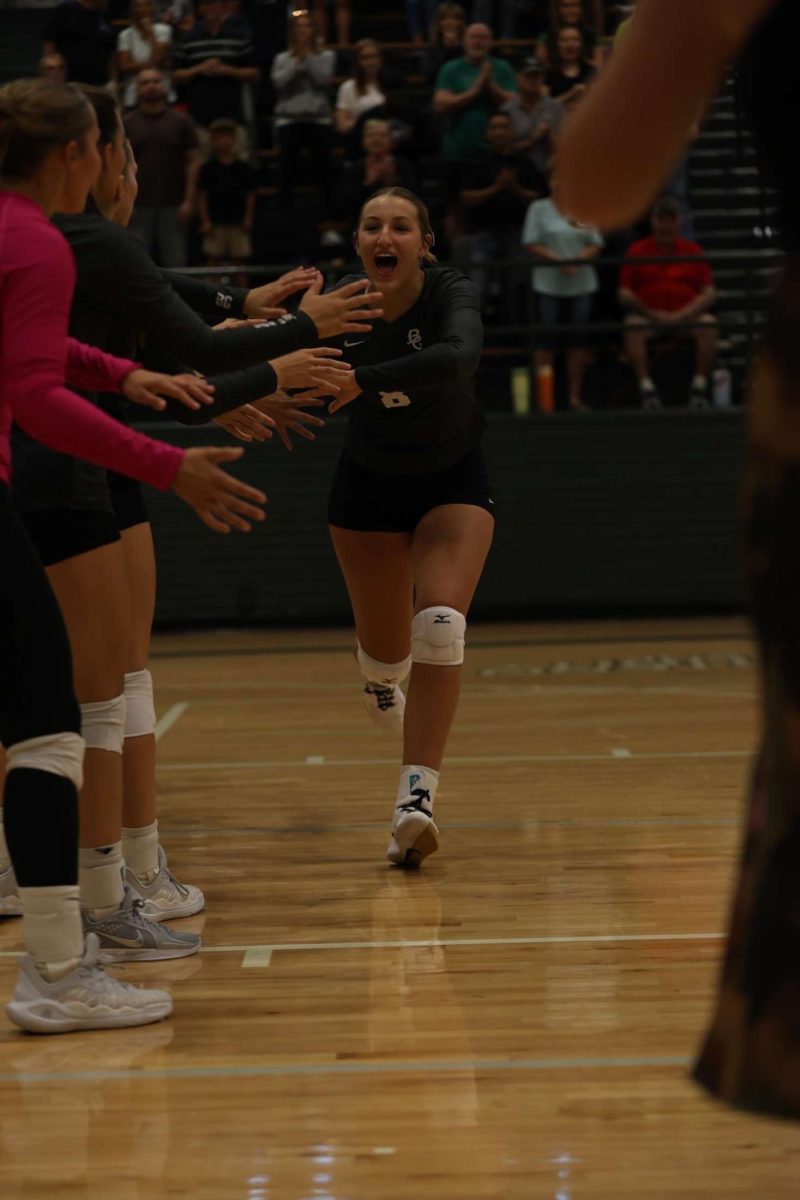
xmin=327 ymin=265 xmax=484 ymax=476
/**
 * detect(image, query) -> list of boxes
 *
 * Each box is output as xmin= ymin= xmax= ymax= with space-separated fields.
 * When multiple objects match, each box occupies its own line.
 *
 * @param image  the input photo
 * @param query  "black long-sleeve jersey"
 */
xmin=327 ymin=266 xmax=484 ymax=475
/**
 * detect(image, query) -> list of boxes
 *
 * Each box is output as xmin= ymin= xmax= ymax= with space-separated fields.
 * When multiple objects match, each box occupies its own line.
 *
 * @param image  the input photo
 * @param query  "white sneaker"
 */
xmin=82 ymin=884 xmax=200 ymax=962
xmin=386 ymin=787 xmax=440 ymax=868
xmin=364 ymin=681 xmax=405 ymax=733
xmin=126 ymin=846 xmax=205 ymax=922
xmin=0 ymin=863 xmax=22 ymax=917
xmin=6 ymin=933 xmax=172 ymax=1034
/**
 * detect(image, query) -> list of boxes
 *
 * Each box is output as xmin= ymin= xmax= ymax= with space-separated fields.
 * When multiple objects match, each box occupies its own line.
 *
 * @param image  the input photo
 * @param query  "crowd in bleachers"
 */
xmin=29 ymin=0 xmax=728 ymax=410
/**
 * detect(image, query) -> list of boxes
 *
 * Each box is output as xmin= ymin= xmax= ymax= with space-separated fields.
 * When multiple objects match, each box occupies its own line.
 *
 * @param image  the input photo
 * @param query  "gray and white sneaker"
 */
xmin=6 ymin=933 xmax=172 ymax=1034
xmin=126 ymin=846 xmax=204 ymax=922
xmin=82 ymin=885 xmax=200 ymax=963
xmin=0 ymin=863 xmax=22 ymax=918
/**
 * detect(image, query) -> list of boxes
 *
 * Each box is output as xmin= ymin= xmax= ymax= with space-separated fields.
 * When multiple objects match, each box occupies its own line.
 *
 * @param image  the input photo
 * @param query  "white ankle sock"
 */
xmin=79 ymin=842 xmax=124 ymax=918
xmin=122 ymin=820 xmax=159 ymax=882
xmin=396 ymin=764 xmax=440 ymax=810
xmin=0 ymin=812 xmax=10 ymax=873
xmin=19 ymin=885 xmax=83 ymax=981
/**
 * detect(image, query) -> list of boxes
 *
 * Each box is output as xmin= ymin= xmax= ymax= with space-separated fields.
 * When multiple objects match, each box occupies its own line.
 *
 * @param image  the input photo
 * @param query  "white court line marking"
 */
xmin=0 ymin=1054 xmax=690 ymax=1086
xmin=154 ymin=702 xmax=190 ymax=742
xmin=154 ymin=681 xmax=756 ymax=700
xmin=612 ymin=748 xmax=632 ymax=759
xmin=242 ymin=948 xmax=273 ymax=968
xmin=305 ymin=755 xmax=325 ymax=765
xmin=156 ymin=749 xmax=752 ymax=772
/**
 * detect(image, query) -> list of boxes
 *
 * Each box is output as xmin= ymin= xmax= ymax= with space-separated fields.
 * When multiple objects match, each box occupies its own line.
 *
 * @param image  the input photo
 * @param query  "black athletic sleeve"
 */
xmin=160 ymin=270 xmax=249 ymax=319
xmin=60 ymin=218 xmax=315 ymax=373
xmin=165 ymin=361 xmax=278 ymax=425
xmin=354 ymin=275 xmax=483 ymax=392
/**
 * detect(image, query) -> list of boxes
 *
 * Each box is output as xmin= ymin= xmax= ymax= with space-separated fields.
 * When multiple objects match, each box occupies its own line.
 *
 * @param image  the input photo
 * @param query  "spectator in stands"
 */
xmin=538 ymin=0 xmax=600 ymax=68
xmin=544 ymin=27 xmax=595 ymax=107
xmin=197 ymin=117 xmax=257 ymax=280
xmin=407 ymin=0 xmax=442 ymax=45
xmin=37 ymin=52 xmax=68 ymax=83
xmin=421 ymin=3 xmax=466 ymax=81
xmin=172 ymin=0 xmax=258 ymax=147
xmin=117 ymin=0 xmax=173 ymax=108
xmin=312 ymin=0 xmax=351 ymax=47
xmin=155 ymin=0 xmax=194 ymax=32
xmin=125 ymin=66 xmax=199 ymax=265
xmin=42 ymin=0 xmax=117 ymax=86
xmin=334 ymin=39 xmax=388 ymax=146
xmin=433 ymin=22 xmax=517 ymax=182
xmin=619 ymin=197 xmax=718 ymax=410
xmin=503 ymin=57 xmax=563 ymax=176
xmin=271 ymin=9 xmax=335 ymax=207
xmin=336 ymin=118 xmax=417 ymax=225
xmin=522 ymin=180 xmax=603 ymax=412
xmin=456 ymin=110 xmax=544 ymax=312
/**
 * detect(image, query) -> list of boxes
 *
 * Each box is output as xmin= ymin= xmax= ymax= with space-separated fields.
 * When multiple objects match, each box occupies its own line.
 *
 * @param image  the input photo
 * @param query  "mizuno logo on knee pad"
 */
xmin=411 ymin=607 xmax=466 ymax=666
xmin=433 ymin=615 xmax=450 ymax=624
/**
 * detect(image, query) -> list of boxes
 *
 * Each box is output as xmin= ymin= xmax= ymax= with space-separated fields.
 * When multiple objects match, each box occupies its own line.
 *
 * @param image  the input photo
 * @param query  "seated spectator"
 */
xmin=503 ymin=58 xmax=563 ymax=176
xmin=336 ymin=119 xmax=417 ymax=225
xmin=172 ymin=0 xmax=258 ymax=148
xmin=271 ymin=9 xmax=335 ymax=207
xmin=42 ymin=0 xmax=117 ymax=86
xmin=125 ymin=66 xmax=199 ymax=266
xmin=544 ymin=26 xmax=595 ymax=107
xmin=456 ymin=111 xmax=544 ymax=313
xmin=421 ymin=3 xmax=466 ymax=81
xmin=197 ymin=117 xmax=256 ymax=281
xmin=619 ymin=197 xmax=718 ymax=410
xmin=538 ymin=0 xmax=600 ymax=68
xmin=312 ymin=0 xmax=351 ymax=46
xmin=37 ymin=51 xmax=68 ymax=83
xmin=117 ymin=0 xmax=173 ymax=108
xmin=334 ymin=39 xmax=388 ymax=146
xmin=433 ymin=22 xmax=517 ymax=198
xmin=522 ymin=179 xmax=603 ymax=412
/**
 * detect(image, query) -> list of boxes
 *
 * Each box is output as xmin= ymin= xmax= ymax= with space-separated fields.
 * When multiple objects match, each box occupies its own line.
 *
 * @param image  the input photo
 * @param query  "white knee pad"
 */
xmin=357 ymin=644 xmax=412 ymax=687
xmin=80 ymin=694 xmax=126 ymax=754
xmin=124 ymin=669 xmax=156 ymax=739
xmin=6 ymin=732 xmax=85 ymax=791
xmin=411 ymin=607 xmax=466 ymax=666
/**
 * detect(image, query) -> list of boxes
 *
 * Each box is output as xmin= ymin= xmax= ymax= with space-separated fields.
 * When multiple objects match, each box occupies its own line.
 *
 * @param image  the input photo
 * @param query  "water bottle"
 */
xmin=712 ymin=367 xmax=732 ymax=409
xmin=511 ymin=367 xmax=531 ymax=415
xmin=537 ymin=364 xmax=555 ymax=414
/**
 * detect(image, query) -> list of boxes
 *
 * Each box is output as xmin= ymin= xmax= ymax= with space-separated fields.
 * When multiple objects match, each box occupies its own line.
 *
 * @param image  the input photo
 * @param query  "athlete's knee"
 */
xmin=357 ymin=644 xmax=412 ymax=686
xmin=80 ymin=694 xmax=126 ymax=754
xmin=411 ymin=606 xmax=466 ymax=666
xmin=5 ymin=731 xmax=85 ymax=791
xmin=123 ymin=669 xmax=155 ymax=739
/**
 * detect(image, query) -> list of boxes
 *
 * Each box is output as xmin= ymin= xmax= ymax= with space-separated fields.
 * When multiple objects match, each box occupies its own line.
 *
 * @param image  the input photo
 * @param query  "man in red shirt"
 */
xmin=619 ymin=197 xmax=718 ymax=408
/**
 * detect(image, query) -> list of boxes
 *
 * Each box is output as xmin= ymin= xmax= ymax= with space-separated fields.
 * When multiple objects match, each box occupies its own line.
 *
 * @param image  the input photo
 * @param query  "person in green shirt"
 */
xmin=433 ymin=23 xmax=518 ymax=164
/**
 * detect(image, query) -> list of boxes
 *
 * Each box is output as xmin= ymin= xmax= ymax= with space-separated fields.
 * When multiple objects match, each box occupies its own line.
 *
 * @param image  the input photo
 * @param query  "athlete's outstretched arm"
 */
xmin=557 ymin=0 xmax=776 ymax=228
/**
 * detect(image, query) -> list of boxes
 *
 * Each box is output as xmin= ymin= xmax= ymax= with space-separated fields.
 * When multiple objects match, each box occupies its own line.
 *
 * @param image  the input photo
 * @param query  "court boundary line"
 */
xmin=154 ymin=702 xmax=190 ymax=742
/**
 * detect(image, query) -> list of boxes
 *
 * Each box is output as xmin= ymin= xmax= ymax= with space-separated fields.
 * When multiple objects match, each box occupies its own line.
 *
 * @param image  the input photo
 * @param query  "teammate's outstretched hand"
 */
xmin=123 ymin=369 xmax=214 ymax=412
xmin=327 ymin=371 xmax=362 ymax=414
xmin=299 ymin=276 xmax=383 ymax=339
xmin=214 ymin=405 xmax=277 ymax=442
xmin=253 ymin=391 xmax=326 ymax=451
xmin=172 ymin=446 xmax=267 ymax=533
xmin=243 ymin=267 xmax=320 ymax=319
xmin=272 ymin=346 xmax=351 ymax=393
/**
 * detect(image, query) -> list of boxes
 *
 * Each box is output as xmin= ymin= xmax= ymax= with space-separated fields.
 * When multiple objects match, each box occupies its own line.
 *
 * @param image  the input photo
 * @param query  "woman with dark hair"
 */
xmin=0 ymin=76 xmax=266 ymax=1032
xmin=323 ymin=187 xmax=493 ymax=869
xmin=271 ymin=9 xmax=335 ymax=206
xmin=2 ymin=84 xmax=376 ymax=959
xmin=421 ymin=3 xmax=466 ymax=81
xmin=559 ymin=0 xmax=800 ymax=1122
xmin=544 ymin=25 xmax=596 ymax=107
xmin=537 ymin=0 xmax=600 ymax=69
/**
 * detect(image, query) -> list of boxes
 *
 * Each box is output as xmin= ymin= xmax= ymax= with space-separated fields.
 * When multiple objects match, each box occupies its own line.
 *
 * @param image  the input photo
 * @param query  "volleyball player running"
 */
xmin=558 ymin=0 xmax=800 ymax=1118
xmin=325 ymin=187 xmax=494 ymax=868
xmin=0 ymin=77 xmax=267 ymax=1032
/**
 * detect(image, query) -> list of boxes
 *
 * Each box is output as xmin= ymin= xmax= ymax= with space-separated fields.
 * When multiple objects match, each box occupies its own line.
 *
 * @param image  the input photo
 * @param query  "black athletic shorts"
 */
xmin=21 ymin=509 xmax=121 ymax=568
xmin=328 ymin=446 xmax=494 ymax=533
xmin=108 ymin=472 xmax=149 ymax=531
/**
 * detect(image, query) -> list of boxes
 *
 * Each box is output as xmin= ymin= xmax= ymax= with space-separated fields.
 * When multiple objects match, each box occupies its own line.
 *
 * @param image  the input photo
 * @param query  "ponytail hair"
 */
xmin=356 ymin=187 xmax=438 ymax=263
xmin=0 ymin=77 xmax=93 ymax=180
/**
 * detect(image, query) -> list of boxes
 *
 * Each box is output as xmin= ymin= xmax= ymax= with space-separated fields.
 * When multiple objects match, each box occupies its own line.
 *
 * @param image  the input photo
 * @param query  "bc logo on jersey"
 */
xmin=380 ymin=390 xmax=412 ymax=409
xmin=407 ymin=329 xmax=422 ymax=350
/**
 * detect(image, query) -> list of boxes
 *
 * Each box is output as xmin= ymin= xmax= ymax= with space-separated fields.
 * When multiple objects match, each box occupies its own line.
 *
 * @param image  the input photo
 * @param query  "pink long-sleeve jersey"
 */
xmin=0 ymin=190 xmax=184 ymax=490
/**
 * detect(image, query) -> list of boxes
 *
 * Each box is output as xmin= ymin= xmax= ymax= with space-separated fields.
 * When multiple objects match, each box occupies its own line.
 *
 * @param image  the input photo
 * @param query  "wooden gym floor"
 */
xmin=1 ymin=616 xmax=799 ymax=1199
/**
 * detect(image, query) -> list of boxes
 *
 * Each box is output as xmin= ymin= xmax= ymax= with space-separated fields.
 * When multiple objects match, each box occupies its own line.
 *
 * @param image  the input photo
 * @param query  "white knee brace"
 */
xmin=357 ymin=644 xmax=412 ymax=687
xmin=411 ymin=606 xmax=466 ymax=666
xmin=124 ymin=669 xmax=156 ymax=739
xmin=6 ymin=732 xmax=85 ymax=791
xmin=81 ymin=694 xmax=126 ymax=754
